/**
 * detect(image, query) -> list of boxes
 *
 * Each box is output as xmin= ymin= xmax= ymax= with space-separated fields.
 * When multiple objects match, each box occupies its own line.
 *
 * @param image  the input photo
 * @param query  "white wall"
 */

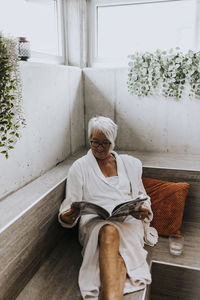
xmin=84 ymin=67 xmax=200 ymax=154
xmin=2 ymin=64 xmax=199 ymax=199
xmin=0 ymin=62 xmax=84 ymax=199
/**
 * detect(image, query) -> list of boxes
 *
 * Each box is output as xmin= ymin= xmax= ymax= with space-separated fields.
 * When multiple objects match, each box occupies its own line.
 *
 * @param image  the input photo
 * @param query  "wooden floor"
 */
xmin=16 ymin=221 xmax=200 ymax=300
xmin=15 ymin=231 xmax=144 ymax=300
xmin=16 ymin=228 xmax=83 ymax=300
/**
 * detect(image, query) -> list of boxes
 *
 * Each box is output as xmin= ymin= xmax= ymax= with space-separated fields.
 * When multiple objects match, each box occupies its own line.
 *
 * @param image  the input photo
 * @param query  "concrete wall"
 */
xmin=83 ymin=67 xmax=200 ymax=154
xmin=0 ymin=62 xmax=84 ymax=199
xmin=1 ymin=64 xmax=199 ymax=198
xmin=65 ymin=0 xmax=87 ymax=68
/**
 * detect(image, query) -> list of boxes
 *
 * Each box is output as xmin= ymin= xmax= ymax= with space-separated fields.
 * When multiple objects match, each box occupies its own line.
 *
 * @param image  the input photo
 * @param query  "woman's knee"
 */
xmin=99 ymin=224 xmax=119 ymax=246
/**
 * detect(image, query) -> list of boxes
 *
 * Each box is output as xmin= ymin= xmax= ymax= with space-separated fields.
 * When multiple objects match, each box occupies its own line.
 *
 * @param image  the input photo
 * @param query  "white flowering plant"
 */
xmin=127 ymin=48 xmax=200 ymax=100
xmin=0 ymin=33 xmax=26 ymax=158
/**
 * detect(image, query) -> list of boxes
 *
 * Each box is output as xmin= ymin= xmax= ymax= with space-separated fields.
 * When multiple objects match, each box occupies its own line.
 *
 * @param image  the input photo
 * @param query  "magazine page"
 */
xmin=111 ymin=195 xmax=148 ymax=217
xmin=71 ymin=201 xmax=110 ymax=219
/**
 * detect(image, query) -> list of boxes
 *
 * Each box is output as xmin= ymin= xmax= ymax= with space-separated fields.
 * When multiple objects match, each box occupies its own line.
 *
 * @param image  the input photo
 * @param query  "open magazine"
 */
xmin=71 ymin=194 xmax=148 ymax=220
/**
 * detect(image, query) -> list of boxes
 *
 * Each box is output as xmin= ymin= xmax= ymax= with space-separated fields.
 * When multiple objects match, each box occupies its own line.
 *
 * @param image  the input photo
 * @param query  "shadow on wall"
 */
xmin=115 ymin=113 xmax=148 ymax=151
xmin=83 ymin=71 xmax=147 ymax=151
xmin=69 ymin=70 xmax=85 ymax=154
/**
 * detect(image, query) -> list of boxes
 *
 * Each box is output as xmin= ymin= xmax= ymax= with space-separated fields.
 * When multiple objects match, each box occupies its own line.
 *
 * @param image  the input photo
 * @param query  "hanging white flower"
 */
xmin=176 ymin=57 xmax=182 ymax=63
xmin=127 ymin=48 xmax=200 ymax=99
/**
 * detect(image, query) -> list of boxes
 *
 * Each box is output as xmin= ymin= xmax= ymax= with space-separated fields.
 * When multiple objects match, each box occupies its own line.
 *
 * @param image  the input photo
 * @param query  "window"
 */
xmin=0 ymin=0 xmax=65 ymax=64
xmin=89 ymin=0 xmax=200 ymax=66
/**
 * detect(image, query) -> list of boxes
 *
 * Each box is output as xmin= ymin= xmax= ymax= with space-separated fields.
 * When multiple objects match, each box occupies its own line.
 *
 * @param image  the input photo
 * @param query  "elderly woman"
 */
xmin=58 ymin=116 xmax=158 ymax=300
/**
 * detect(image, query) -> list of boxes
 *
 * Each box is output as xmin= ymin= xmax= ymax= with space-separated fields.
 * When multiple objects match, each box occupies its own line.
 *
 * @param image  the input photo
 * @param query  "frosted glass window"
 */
xmin=0 ymin=0 xmax=61 ymax=56
xmin=97 ymin=0 xmax=197 ymax=58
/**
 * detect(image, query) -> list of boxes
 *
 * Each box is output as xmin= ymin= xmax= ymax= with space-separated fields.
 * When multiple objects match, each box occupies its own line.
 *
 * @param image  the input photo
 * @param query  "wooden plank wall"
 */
xmin=151 ymin=262 xmax=200 ymax=299
xmin=0 ymin=181 xmax=66 ymax=300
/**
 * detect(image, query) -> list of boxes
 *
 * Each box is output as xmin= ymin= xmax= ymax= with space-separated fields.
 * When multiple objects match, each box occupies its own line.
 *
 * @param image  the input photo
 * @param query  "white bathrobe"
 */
xmin=58 ymin=150 xmax=158 ymax=299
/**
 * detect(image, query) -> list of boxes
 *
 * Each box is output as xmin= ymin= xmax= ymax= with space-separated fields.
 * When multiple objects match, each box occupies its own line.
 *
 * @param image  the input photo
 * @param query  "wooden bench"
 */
xmin=1 ymin=150 xmax=200 ymax=300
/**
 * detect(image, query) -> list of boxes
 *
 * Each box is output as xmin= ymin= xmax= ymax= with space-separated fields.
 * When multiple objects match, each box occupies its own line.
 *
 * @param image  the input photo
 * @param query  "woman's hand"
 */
xmin=60 ymin=207 xmax=80 ymax=225
xmin=130 ymin=205 xmax=149 ymax=220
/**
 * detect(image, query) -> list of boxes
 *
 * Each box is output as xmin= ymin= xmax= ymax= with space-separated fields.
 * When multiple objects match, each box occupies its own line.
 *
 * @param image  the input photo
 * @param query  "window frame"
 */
xmin=29 ymin=0 xmax=66 ymax=64
xmin=1 ymin=0 xmax=67 ymax=64
xmin=88 ymin=0 xmax=200 ymax=67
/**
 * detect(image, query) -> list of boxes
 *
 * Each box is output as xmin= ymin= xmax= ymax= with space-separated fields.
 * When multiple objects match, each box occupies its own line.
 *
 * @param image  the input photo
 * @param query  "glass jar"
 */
xmin=18 ymin=37 xmax=30 ymax=61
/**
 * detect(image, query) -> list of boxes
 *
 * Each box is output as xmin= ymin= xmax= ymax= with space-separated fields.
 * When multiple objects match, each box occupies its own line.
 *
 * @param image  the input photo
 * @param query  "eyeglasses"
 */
xmin=90 ymin=140 xmax=111 ymax=149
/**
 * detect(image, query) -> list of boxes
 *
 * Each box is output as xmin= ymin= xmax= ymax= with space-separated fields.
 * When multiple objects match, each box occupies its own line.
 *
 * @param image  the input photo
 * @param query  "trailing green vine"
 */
xmin=127 ymin=48 xmax=200 ymax=99
xmin=0 ymin=33 xmax=25 ymax=158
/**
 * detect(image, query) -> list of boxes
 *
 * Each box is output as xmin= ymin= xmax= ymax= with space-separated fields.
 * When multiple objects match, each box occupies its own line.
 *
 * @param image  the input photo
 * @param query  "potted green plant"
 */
xmin=0 ymin=33 xmax=25 ymax=158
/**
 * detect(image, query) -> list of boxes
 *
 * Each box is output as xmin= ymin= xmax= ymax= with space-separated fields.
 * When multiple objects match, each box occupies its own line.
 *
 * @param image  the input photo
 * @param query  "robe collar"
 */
xmin=86 ymin=149 xmax=130 ymax=193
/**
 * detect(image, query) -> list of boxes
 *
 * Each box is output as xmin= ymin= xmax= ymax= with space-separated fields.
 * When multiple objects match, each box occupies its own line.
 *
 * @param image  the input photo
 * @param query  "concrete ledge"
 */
xmin=1 ymin=149 xmax=200 ymax=233
xmin=0 ymin=149 xmax=87 ymax=233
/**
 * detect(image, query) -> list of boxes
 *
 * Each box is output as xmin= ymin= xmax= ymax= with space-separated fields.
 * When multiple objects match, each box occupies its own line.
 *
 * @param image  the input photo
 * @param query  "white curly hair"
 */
xmin=88 ymin=116 xmax=118 ymax=150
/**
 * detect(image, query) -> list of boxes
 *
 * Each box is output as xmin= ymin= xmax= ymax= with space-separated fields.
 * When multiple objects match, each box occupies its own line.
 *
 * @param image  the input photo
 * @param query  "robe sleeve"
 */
xmin=125 ymin=155 xmax=158 ymax=245
xmin=136 ymin=159 xmax=153 ymax=223
xmin=58 ymin=160 xmax=83 ymax=228
xmin=137 ymin=159 xmax=158 ymax=245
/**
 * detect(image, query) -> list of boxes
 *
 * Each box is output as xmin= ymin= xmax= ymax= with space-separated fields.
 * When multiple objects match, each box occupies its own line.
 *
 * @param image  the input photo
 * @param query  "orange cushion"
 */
xmin=142 ymin=177 xmax=189 ymax=237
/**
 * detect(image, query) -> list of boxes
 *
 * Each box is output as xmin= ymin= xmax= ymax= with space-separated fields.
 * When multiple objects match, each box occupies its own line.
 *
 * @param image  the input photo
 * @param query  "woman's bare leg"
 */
xmin=98 ymin=225 xmax=126 ymax=300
